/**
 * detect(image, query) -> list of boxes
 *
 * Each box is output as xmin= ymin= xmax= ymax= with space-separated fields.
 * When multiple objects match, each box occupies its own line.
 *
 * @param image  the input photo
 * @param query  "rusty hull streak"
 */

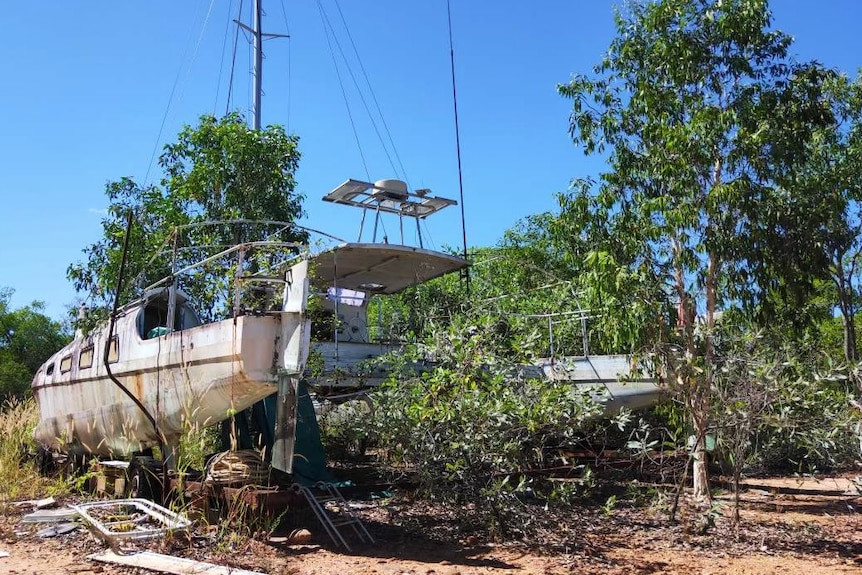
xmin=133 ymin=373 xmax=144 ymax=401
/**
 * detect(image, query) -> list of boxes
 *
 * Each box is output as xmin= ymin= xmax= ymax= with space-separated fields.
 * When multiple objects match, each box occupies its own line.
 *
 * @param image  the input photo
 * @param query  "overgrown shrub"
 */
xmin=318 ymin=398 xmax=375 ymax=461
xmin=369 ymin=317 xmax=612 ymax=535
xmin=708 ymin=340 xmax=858 ymax=525
xmin=707 ymin=333 xmax=859 ymax=476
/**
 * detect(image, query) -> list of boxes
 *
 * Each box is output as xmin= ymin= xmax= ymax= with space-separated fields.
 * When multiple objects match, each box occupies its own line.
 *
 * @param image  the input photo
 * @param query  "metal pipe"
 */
xmin=142 ymin=241 xmax=300 ymax=292
xmin=103 ymin=211 xmax=168 ymax=497
xmin=581 ymin=316 xmax=589 ymax=357
xmin=372 ymin=204 xmax=381 ymax=243
xmin=415 ymin=217 xmax=423 ymax=249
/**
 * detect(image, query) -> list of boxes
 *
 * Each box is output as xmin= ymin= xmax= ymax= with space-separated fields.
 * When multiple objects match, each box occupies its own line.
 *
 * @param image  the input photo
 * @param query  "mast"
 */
xmin=252 ymin=0 xmax=263 ymax=130
xmin=237 ymin=0 xmax=288 ymax=130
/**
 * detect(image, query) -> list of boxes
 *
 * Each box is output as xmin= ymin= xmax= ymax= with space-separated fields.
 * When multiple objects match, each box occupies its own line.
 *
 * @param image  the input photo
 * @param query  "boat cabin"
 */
xmin=307 ymin=179 xmax=469 ymax=389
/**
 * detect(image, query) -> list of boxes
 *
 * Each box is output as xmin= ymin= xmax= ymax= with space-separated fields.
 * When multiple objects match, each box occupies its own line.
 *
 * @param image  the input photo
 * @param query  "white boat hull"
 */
xmin=33 ymin=313 xmax=308 ymax=457
xmin=531 ymin=354 xmax=662 ymax=413
xmin=307 ymin=343 xmax=661 ymax=414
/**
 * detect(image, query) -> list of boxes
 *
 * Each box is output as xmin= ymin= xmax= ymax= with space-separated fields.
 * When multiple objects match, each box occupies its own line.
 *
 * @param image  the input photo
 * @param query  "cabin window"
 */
xmin=46 ymin=363 xmax=55 ymax=376
xmin=327 ymin=287 xmax=366 ymax=307
xmin=59 ymin=355 xmax=72 ymax=373
xmin=107 ymin=336 xmax=120 ymax=363
xmin=79 ymin=346 xmax=94 ymax=369
xmin=138 ymin=297 xmax=201 ymax=339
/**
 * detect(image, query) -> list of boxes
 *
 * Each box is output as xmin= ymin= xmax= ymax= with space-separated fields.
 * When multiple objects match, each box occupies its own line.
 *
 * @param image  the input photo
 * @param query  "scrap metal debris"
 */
xmin=72 ymin=498 xmax=190 ymax=542
xmin=13 ymin=496 xmax=56 ymax=509
xmin=35 ymin=522 xmax=80 ymax=538
xmin=89 ymin=549 xmax=267 ymax=575
xmin=21 ymin=507 xmax=79 ymax=523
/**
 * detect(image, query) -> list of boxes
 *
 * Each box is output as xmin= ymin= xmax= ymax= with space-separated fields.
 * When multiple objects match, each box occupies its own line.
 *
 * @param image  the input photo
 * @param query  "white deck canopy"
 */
xmin=311 ymin=242 xmax=469 ymax=295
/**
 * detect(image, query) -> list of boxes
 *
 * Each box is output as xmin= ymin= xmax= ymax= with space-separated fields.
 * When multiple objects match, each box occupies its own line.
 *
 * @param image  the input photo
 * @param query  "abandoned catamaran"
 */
xmin=30 ymin=175 xmax=661 ymax=471
xmin=30 ymin=178 xmax=470 ymax=472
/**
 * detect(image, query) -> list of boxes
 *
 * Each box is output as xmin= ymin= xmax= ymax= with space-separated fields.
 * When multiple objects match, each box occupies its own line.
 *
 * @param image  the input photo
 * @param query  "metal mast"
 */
xmin=252 ymin=0 xmax=264 ymax=130
xmin=237 ymin=0 xmax=288 ymax=130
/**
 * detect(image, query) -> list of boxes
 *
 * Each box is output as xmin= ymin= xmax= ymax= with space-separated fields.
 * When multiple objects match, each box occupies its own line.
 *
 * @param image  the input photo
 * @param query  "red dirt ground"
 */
xmin=1 ymin=476 xmax=860 ymax=575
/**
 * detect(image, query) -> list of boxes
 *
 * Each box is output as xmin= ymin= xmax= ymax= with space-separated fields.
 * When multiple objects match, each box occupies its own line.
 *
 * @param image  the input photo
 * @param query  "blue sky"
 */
xmin=1 ymin=1 xmax=860 ymax=321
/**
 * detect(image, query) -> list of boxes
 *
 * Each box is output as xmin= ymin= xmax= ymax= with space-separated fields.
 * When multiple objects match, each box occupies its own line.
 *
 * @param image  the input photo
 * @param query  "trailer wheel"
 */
xmin=34 ymin=445 xmax=56 ymax=476
xmin=129 ymin=457 xmax=163 ymax=503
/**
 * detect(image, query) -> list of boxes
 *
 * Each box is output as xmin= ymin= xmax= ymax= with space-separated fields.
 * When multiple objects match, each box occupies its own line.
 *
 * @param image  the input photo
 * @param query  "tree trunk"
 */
xmin=690 ymin=392 xmax=712 ymax=501
xmin=843 ymin=310 xmax=857 ymax=363
xmin=833 ymin=251 xmax=859 ymax=364
xmin=835 ymin=277 xmax=858 ymax=363
xmin=691 ymin=253 xmax=719 ymax=501
xmin=842 ymin=288 xmax=858 ymax=363
xmin=692 ymin=440 xmax=710 ymax=501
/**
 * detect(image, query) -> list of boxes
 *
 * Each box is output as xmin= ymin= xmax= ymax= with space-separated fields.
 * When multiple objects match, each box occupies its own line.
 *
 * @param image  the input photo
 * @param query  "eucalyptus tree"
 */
xmin=557 ymin=0 xmax=835 ymax=499
xmin=793 ymin=73 xmax=862 ymax=365
xmin=68 ymin=113 xmax=305 ymax=325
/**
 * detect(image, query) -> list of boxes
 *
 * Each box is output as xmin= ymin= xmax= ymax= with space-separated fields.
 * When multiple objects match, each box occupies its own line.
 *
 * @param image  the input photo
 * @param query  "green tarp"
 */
xmin=224 ymin=381 xmax=334 ymax=486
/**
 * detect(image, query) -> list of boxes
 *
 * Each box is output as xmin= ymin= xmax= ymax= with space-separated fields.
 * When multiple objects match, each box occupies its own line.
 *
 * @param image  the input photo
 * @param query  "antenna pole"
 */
xmin=447 ymin=0 xmax=469 ymax=293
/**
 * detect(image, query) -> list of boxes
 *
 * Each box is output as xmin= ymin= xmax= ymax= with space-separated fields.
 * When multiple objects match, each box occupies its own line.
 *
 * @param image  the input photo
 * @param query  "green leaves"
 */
xmin=67 ymin=113 xmax=305 ymax=324
xmin=160 ymin=113 xmax=303 ymax=223
xmin=711 ymin=335 xmax=858 ymax=473
xmin=554 ymin=0 xmax=853 ymax=499
xmin=554 ymin=0 xmax=852 ymax=351
xmin=369 ymin=319 xmax=606 ymax=533
xmin=0 ymin=289 xmax=69 ymax=399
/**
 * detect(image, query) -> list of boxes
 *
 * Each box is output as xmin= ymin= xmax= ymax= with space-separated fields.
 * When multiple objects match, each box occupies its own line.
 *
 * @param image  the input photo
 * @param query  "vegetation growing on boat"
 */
xmin=0 ymin=0 xmax=859 ymax=545
xmin=369 ymin=317 xmax=613 ymax=536
xmin=67 ymin=112 xmax=305 ymax=329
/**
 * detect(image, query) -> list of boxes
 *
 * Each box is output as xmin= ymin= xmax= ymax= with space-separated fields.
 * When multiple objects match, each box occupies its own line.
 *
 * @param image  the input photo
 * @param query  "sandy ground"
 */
xmin=1 ymin=476 xmax=860 ymax=575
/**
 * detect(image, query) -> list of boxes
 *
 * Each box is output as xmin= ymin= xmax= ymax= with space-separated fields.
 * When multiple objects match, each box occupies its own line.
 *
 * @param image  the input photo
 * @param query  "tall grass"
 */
xmin=178 ymin=421 xmax=221 ymax=472
xmin=0 ymin=397 xmax=67 ymax=504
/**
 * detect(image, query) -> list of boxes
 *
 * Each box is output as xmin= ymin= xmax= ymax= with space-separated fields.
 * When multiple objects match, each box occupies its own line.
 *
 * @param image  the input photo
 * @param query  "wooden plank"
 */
xmin=89 ymin=550 xmax=267 ymax=575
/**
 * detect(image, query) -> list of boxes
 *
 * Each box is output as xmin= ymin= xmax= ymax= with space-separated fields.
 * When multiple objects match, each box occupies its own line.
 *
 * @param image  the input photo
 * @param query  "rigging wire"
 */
xmin=214 ymin=0 xmax=236 ymax=115
xmin=186 ymin=0 xmax=220 ymax=101
xmin=331 ymin=0 xmax=410 ymax=187
xmin=317 ymin=0 xmax=402 ymax=181
xmin=315 ymin=1 xmax=371 ymax=182
xmin=419 ymin=219 xmax=439 ymax=252
xmin=144 ymin=0 xmax=212 ymax=186
xmin=246 ymin=1 xmax=254 ymax=120
xmin=225 ymin=0 xmax=245 ymax=114
xmin=278 ymin=0 xmax=293 ymax=133
xmin=447 ymin=0 xmax=470 ymax=293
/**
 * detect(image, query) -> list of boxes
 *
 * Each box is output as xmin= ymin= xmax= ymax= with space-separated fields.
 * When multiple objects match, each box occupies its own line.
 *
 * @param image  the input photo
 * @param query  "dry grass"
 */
xmin=0 ymin=397 xmax=68 ymax=504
